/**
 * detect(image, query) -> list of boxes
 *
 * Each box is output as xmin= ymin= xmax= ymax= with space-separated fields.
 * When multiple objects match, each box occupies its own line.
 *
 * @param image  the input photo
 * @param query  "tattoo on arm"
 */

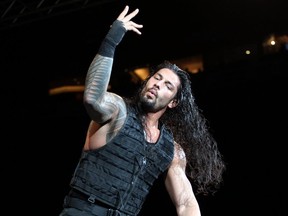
xmin=84 ymin=55 xmax=120 ymax=123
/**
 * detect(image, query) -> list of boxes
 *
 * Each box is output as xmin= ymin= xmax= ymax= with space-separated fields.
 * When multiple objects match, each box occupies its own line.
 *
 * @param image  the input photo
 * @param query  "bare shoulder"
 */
xmin=171 ymin=142 xmax=187 ymax=169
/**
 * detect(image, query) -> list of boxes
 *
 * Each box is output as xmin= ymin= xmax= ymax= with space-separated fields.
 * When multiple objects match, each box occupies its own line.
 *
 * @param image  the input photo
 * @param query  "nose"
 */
xmin=153 ymin=82 xmax=160 ymax=90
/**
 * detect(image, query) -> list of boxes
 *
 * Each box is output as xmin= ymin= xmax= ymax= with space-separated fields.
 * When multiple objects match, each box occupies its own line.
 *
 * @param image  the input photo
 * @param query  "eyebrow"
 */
xmin=156 ymin=72 xmax=176 ymax=89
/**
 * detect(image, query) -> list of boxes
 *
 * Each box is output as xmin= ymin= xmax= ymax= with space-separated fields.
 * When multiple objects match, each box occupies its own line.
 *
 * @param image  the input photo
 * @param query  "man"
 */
xmin=59 ymin=5 xmax=225 ymax=216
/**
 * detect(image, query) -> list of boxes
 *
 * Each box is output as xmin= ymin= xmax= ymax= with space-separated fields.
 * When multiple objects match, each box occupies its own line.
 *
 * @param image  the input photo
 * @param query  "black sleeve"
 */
xmin=98 ymin=20 xmax=127 ymax=58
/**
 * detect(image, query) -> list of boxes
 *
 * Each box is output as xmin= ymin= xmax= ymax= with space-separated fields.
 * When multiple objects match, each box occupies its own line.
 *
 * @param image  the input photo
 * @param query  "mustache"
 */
xmin=147 ymin=87 xmax=158 ymax=97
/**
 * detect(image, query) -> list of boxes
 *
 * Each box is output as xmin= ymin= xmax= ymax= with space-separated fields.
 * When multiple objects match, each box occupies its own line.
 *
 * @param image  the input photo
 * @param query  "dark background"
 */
xmin=1 ymin=0 xmax=287 ymax=215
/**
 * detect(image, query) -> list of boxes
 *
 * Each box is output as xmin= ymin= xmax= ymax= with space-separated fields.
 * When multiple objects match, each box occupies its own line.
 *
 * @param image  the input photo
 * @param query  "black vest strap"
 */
xmin=64 ymin=195 xmax=128 ymax=216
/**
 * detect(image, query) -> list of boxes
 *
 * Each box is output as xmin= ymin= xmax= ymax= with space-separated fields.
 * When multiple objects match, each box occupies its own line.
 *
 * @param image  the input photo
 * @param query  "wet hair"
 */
xmin=128 ymin=60 xmax=225 ymax=195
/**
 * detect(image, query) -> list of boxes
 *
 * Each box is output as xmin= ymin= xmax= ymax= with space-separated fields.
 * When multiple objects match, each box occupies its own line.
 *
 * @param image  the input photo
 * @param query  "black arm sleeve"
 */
xmin=98 ymin=20 xmax=127 ymax=58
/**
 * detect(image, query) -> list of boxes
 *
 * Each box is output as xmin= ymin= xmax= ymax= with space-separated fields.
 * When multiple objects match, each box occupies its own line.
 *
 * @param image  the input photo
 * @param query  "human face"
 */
xmin=140 ymin=68 xmax=180 ymax=112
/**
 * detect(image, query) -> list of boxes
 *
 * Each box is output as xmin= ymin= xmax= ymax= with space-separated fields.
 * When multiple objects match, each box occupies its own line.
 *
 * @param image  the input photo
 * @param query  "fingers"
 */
xmin=121 ymin=8 xmax=139 ymax=23
xmin=126 ymin=21 xmax=143 ymax=35
xmin=117 ymin=5 xmax=143 ymax=35
xmin=117 ymin=5 xmax=129 ymax=20
xmin=117 ymin=5 xmax=139 ymax=22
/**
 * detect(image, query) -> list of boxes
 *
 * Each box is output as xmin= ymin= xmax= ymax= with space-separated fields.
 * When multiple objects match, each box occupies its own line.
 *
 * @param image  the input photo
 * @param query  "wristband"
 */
xmin=98 ymin=20 xmax=127 ymax=57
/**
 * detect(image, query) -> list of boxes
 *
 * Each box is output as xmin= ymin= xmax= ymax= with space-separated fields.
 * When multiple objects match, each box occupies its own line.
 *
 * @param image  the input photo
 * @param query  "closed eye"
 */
xmin=154 ymin=74 xmax=161 ymax=80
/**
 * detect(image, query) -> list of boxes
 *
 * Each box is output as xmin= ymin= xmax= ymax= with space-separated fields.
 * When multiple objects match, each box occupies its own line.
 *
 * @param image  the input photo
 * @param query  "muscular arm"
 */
xmin=83 ymin=6 xmax=143 ymax=124
xmin=165 ymin=145 xmax=201 ymax=216
xmin=83 ymin=20 xmax=126 ymax=124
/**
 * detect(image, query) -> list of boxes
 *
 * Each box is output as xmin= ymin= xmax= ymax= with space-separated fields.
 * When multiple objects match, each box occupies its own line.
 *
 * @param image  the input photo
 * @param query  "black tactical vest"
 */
xmin=69 ymin=108 xmax=174 ymax=215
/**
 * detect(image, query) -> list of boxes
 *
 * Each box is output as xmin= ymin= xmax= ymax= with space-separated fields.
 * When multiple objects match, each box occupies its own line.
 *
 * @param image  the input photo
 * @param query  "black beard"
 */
xmin=139 ymin=96 xmax=157 ymax=112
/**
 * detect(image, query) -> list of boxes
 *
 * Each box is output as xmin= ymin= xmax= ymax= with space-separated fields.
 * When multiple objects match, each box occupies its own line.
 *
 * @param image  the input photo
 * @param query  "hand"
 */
xmin=117 ymin=5 xmax=143 ymax=35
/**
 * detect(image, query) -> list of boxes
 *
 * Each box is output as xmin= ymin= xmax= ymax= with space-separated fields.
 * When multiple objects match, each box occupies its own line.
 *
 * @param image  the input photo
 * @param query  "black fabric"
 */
xmin=68 ymin=189 xmax=111 ymax=209
xmin=63 ymin=196 xmax=126 ymax=216
xmin=98 ymin=20 xmax=126 ymax=57
xmin=69 ymin=108 xmax=174 ymax=215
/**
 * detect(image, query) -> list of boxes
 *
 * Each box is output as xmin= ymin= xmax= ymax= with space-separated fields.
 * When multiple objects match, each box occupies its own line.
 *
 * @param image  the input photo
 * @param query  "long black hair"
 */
xmin=128 ymin=60 xmax=225 ymax=195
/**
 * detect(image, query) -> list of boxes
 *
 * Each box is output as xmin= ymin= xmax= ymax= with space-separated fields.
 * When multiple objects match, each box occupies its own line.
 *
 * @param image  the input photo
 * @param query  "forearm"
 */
xmin=166 ymin=151 xmax=201 ymax=216
xmin=177 ymin=201 xmax=201 ymax=216
xmin=84 ymin=20 xmax=126 ymax=101
xmin=84 ymin=20 xmax=126 ymax=109
xmin=83 ymin=6 xmax=141 ymax=122
xmin=83 ymin=20 xmax=127 ymax=124
xmin=84 ymin=54 xmax=113 ymax=106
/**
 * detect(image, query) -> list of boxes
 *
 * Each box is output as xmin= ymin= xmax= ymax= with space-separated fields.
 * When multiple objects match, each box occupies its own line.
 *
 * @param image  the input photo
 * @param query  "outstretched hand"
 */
xmin=117 ymin=5 xmax=143 ymax=35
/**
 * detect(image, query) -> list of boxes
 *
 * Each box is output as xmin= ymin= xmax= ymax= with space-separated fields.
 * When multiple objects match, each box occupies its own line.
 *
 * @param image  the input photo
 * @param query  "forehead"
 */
xmin=155 ymin=68 xmax=181 ymax=86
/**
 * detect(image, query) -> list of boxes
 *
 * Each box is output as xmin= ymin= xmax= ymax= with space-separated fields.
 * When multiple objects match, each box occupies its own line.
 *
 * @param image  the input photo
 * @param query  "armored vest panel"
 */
xmin=70 ymin=109 xmax=174 ymax=215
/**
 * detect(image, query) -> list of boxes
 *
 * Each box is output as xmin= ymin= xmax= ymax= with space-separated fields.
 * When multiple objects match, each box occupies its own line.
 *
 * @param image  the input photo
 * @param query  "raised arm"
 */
xmin=83 ymin=6 xmax=143 ymax=124
xmin=165 ymin=145 xmax=201 ymax=216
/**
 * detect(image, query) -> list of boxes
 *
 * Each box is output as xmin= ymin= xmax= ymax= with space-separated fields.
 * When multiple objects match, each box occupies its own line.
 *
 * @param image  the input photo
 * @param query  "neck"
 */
xmin=143 ymin=114 xmax=160 ymax=143
xmin=144 ymin=113 xmax=159 ymax=128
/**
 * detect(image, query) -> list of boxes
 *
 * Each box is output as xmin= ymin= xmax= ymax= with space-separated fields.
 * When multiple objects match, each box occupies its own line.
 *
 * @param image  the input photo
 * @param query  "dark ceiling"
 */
xmin=1 ymin=0 xmax=287 ymax=84
xmin=2 ymin=3 xmax=288 ymax=216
